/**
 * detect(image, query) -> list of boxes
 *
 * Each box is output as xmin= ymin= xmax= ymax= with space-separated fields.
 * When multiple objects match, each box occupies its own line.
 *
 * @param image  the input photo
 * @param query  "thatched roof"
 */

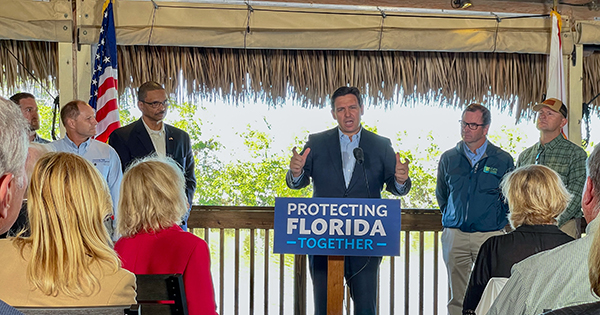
xmin=2 ymin=39 xmax=599 ymax=121
xmin=584 ymin=53 xmax=600 ymax=110
xmin=0 ymin=40 xmax=57 ymax=92
xmin=118 ymin=45 xmax=550 ymax=119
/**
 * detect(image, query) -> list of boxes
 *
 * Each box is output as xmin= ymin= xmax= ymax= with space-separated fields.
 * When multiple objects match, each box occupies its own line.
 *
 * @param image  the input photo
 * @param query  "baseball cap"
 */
xmin=532 ymin=98 xmax=568 ymax=118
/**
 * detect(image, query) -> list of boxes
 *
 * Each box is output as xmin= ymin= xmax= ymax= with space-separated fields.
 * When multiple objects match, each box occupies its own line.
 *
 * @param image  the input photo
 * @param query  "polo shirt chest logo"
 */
xmin=483 ymin=166 xmax=498 ymax=175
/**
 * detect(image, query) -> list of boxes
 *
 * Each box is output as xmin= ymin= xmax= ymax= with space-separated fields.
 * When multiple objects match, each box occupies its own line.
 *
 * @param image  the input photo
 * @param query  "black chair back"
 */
xmin=135 ymin=274 xmax=188 ymax=315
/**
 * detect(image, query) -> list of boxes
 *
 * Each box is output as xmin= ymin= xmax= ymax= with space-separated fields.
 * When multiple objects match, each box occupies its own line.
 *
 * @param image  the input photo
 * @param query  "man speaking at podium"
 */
xmin=286 ymin=86 xmax=411 ymax=315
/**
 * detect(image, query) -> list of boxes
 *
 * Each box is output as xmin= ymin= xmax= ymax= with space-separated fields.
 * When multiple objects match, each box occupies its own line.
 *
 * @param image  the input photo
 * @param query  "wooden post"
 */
xmin=77 ymin=44 xmax=92 ymax=101
xmin=57 ymin=42 xmax=75 ymax=137
xmin=327 ymin=256 xmax=344 ymax=315
xmin=294 ymin=254 xmax=307 ymax=315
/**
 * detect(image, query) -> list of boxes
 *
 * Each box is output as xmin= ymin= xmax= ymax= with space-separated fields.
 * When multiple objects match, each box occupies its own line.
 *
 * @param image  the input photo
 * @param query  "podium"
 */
xmin=274 ymin=197 xmax=402 ymax=314
xmin=327 ymin=256 xmax=344 ymax=314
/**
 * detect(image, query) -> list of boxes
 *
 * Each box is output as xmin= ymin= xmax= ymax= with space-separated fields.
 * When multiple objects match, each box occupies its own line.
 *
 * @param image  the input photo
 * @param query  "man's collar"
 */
xmin=479 ymin=139 xmax=489 ymax=153
xmin=586 ymin=215 xmax=600 ymax=235
xmin=538 ymin=133 xmax=564 ymax=149
xmin=142 ymin=117 xmax=164 ymax=134
xmin=463 ymin=139 xmax=488 ymax=155
xmin=65 ymin=134 xmax=91 ymax=148
xmin=338 ymin=126 xmax=362 ymax=142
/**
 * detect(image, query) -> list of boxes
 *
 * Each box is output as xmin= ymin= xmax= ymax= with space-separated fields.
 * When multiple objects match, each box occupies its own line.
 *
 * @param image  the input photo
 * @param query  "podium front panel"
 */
xmin=274 ymin=197 xmax=401 ymax=257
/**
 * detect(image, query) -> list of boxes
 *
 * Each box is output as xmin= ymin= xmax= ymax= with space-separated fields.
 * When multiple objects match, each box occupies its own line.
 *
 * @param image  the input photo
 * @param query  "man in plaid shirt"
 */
xmin=517 ymin=98 xmax=587 ymax=238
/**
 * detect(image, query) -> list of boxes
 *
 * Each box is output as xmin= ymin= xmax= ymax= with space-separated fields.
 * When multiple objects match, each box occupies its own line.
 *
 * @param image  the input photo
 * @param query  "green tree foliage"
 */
xmin=392 ymin=131 xmax=440 ymax=209
xmin=487 ymin=125 xmax=530 ymax=159
xmin=165 ymin=101 xmax=225 ymax=205
xmin=37 ymin=102 xmax=56 ymax=140
xmin=118 ymin=107 xmax=137 ymax=126
xmin=195 ymin=123 xmax=312 ymax=206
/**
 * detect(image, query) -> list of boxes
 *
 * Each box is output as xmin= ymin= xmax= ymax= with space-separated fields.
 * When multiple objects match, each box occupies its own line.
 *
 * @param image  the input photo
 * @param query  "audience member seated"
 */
xmin=462 ymin=165 xmax=574 ymax=314
xmin=487 ymin=144 xmax=600 ymax=315
xmin=0 ymin=152 xmax=136 ymax=306
xmin=540 ymin=207 xmax=600 ymax=315
xmin=0 ymin=96 xmax=29 ymax=314
xmin=0 ymin=143 xmax=51 ymax=239
xmin=114 ymin=157 xmax=217 ymax=315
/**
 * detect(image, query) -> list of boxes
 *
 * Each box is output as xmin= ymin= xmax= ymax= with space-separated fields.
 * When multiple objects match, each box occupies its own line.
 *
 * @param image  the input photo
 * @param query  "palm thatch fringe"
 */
xmin=0 ymin=40 xmax=57 ymax=92
xmin=584 ymin=53 xmax=600 ymax=110
xmin=5 ymin=39 xmax=599 ymax=121
xmin=119 ymin=46 xmax=549 ymax=120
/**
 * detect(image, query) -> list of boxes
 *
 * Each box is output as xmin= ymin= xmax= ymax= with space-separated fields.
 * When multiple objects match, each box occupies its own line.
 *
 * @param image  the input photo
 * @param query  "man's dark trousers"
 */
xmin=309 ymin=255 xmax=382 ymax=315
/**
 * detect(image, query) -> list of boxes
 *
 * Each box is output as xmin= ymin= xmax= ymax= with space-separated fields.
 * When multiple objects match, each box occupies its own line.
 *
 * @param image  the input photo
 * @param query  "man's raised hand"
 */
xmin=395 ymin=152 xmax=410 ymax=185
xmin=290 ymin=147 xmax=311 ymax=177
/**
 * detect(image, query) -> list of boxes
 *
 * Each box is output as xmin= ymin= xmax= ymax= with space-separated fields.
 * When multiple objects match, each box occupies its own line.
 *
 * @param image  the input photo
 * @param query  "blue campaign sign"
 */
xmin=273 ymin=197 xmax=401 ymax=257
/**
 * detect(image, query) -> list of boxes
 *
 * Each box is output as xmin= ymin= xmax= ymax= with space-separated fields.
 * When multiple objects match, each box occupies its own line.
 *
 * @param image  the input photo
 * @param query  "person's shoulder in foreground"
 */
xmin=486 ymin=219 xmax=600 ymax=314
xmin=0 ymin=238 xmax=136 ymax=307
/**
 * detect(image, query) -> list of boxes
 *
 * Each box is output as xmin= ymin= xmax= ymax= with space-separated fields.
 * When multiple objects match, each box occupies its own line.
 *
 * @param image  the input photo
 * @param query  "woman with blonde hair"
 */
xmin=0 ymin=152 xmax=136 ymax=306
xmin=462 ymin=164 xmax=574 ymax=314
xmin=114 ymin=157 xmax=217 ymax=315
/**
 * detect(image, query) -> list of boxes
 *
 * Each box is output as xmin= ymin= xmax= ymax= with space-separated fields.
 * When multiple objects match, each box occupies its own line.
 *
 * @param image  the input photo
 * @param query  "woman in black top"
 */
xmin=462 ymin=164 xmax=575 ymax=315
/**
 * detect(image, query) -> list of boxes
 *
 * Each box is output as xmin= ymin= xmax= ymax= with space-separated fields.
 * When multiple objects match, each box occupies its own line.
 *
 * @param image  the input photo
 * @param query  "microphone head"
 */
xmin=353 ymin=147 xmax=364 ymax=164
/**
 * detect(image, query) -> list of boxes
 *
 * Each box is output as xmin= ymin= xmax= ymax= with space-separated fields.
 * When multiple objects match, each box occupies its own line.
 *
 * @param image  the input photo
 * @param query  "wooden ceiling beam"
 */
xmin=256 ymin=0 xmax=600 ymax=20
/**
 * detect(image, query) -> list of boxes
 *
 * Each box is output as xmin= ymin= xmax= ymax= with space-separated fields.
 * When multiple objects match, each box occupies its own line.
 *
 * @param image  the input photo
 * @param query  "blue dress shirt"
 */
xmin=339 ymin=128 xmax=361 ymax=187
xmin=463 ymin=139 xmax=489 ymax=166
xmin=32 ymin=133 xmax=50 ymax=144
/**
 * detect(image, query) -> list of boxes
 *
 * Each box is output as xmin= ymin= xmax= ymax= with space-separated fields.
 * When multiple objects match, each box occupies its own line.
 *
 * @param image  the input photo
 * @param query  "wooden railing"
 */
xmin=188 ymin=205 xmax=444 ymax=315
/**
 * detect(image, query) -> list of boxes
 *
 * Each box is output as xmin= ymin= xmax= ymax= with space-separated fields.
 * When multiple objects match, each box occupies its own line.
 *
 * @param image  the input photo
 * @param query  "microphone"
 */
xmin=353 ymin=147 xmax=364 ymax=165
xmin=353 ymin=147 xmax=370 ymax=198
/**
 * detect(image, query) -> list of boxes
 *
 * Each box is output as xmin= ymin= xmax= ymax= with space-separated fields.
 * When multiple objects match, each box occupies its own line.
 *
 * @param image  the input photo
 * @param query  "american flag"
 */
xmin=89 ymin=0 xmax=120 ymax=143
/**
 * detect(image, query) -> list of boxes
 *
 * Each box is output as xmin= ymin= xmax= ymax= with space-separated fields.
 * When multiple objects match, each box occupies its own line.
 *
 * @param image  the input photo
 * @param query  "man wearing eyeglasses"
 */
xmin=517 ymin=98 xmax=587 ymax=239
xmin=436 ymin=104 xmax=514 ymax=315
xmin=108 ymin=81 xmax=196 ymax=229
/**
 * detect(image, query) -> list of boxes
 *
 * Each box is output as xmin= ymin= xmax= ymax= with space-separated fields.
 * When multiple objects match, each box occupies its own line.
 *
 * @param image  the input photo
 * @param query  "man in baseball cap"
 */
xmin=532 ymin=98 xmax=568 ymax=118
xmin=517 ymin=98 xmax=588 ymax=238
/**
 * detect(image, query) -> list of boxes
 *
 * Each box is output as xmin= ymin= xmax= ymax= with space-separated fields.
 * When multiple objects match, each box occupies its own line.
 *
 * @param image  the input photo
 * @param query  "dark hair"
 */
xmin=331 ymin=86 xmax=362 ymax=110
xmin=138 ymin=81 xmax=164 ymax=102
xmin=9 ymin=92 xmax=35 ymax=105
xmin=462 ymin=103 xmax=491 ymax=126
xmin=60 ymin=100 xmax=85 ymax=125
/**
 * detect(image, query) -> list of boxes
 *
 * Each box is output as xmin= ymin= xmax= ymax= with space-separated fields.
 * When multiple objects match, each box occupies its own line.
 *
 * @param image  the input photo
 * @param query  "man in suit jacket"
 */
xmin=286 ymin=86 xmax=411 ymax=315
xmin=109 ymin=81 xmax=196 ymax=229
